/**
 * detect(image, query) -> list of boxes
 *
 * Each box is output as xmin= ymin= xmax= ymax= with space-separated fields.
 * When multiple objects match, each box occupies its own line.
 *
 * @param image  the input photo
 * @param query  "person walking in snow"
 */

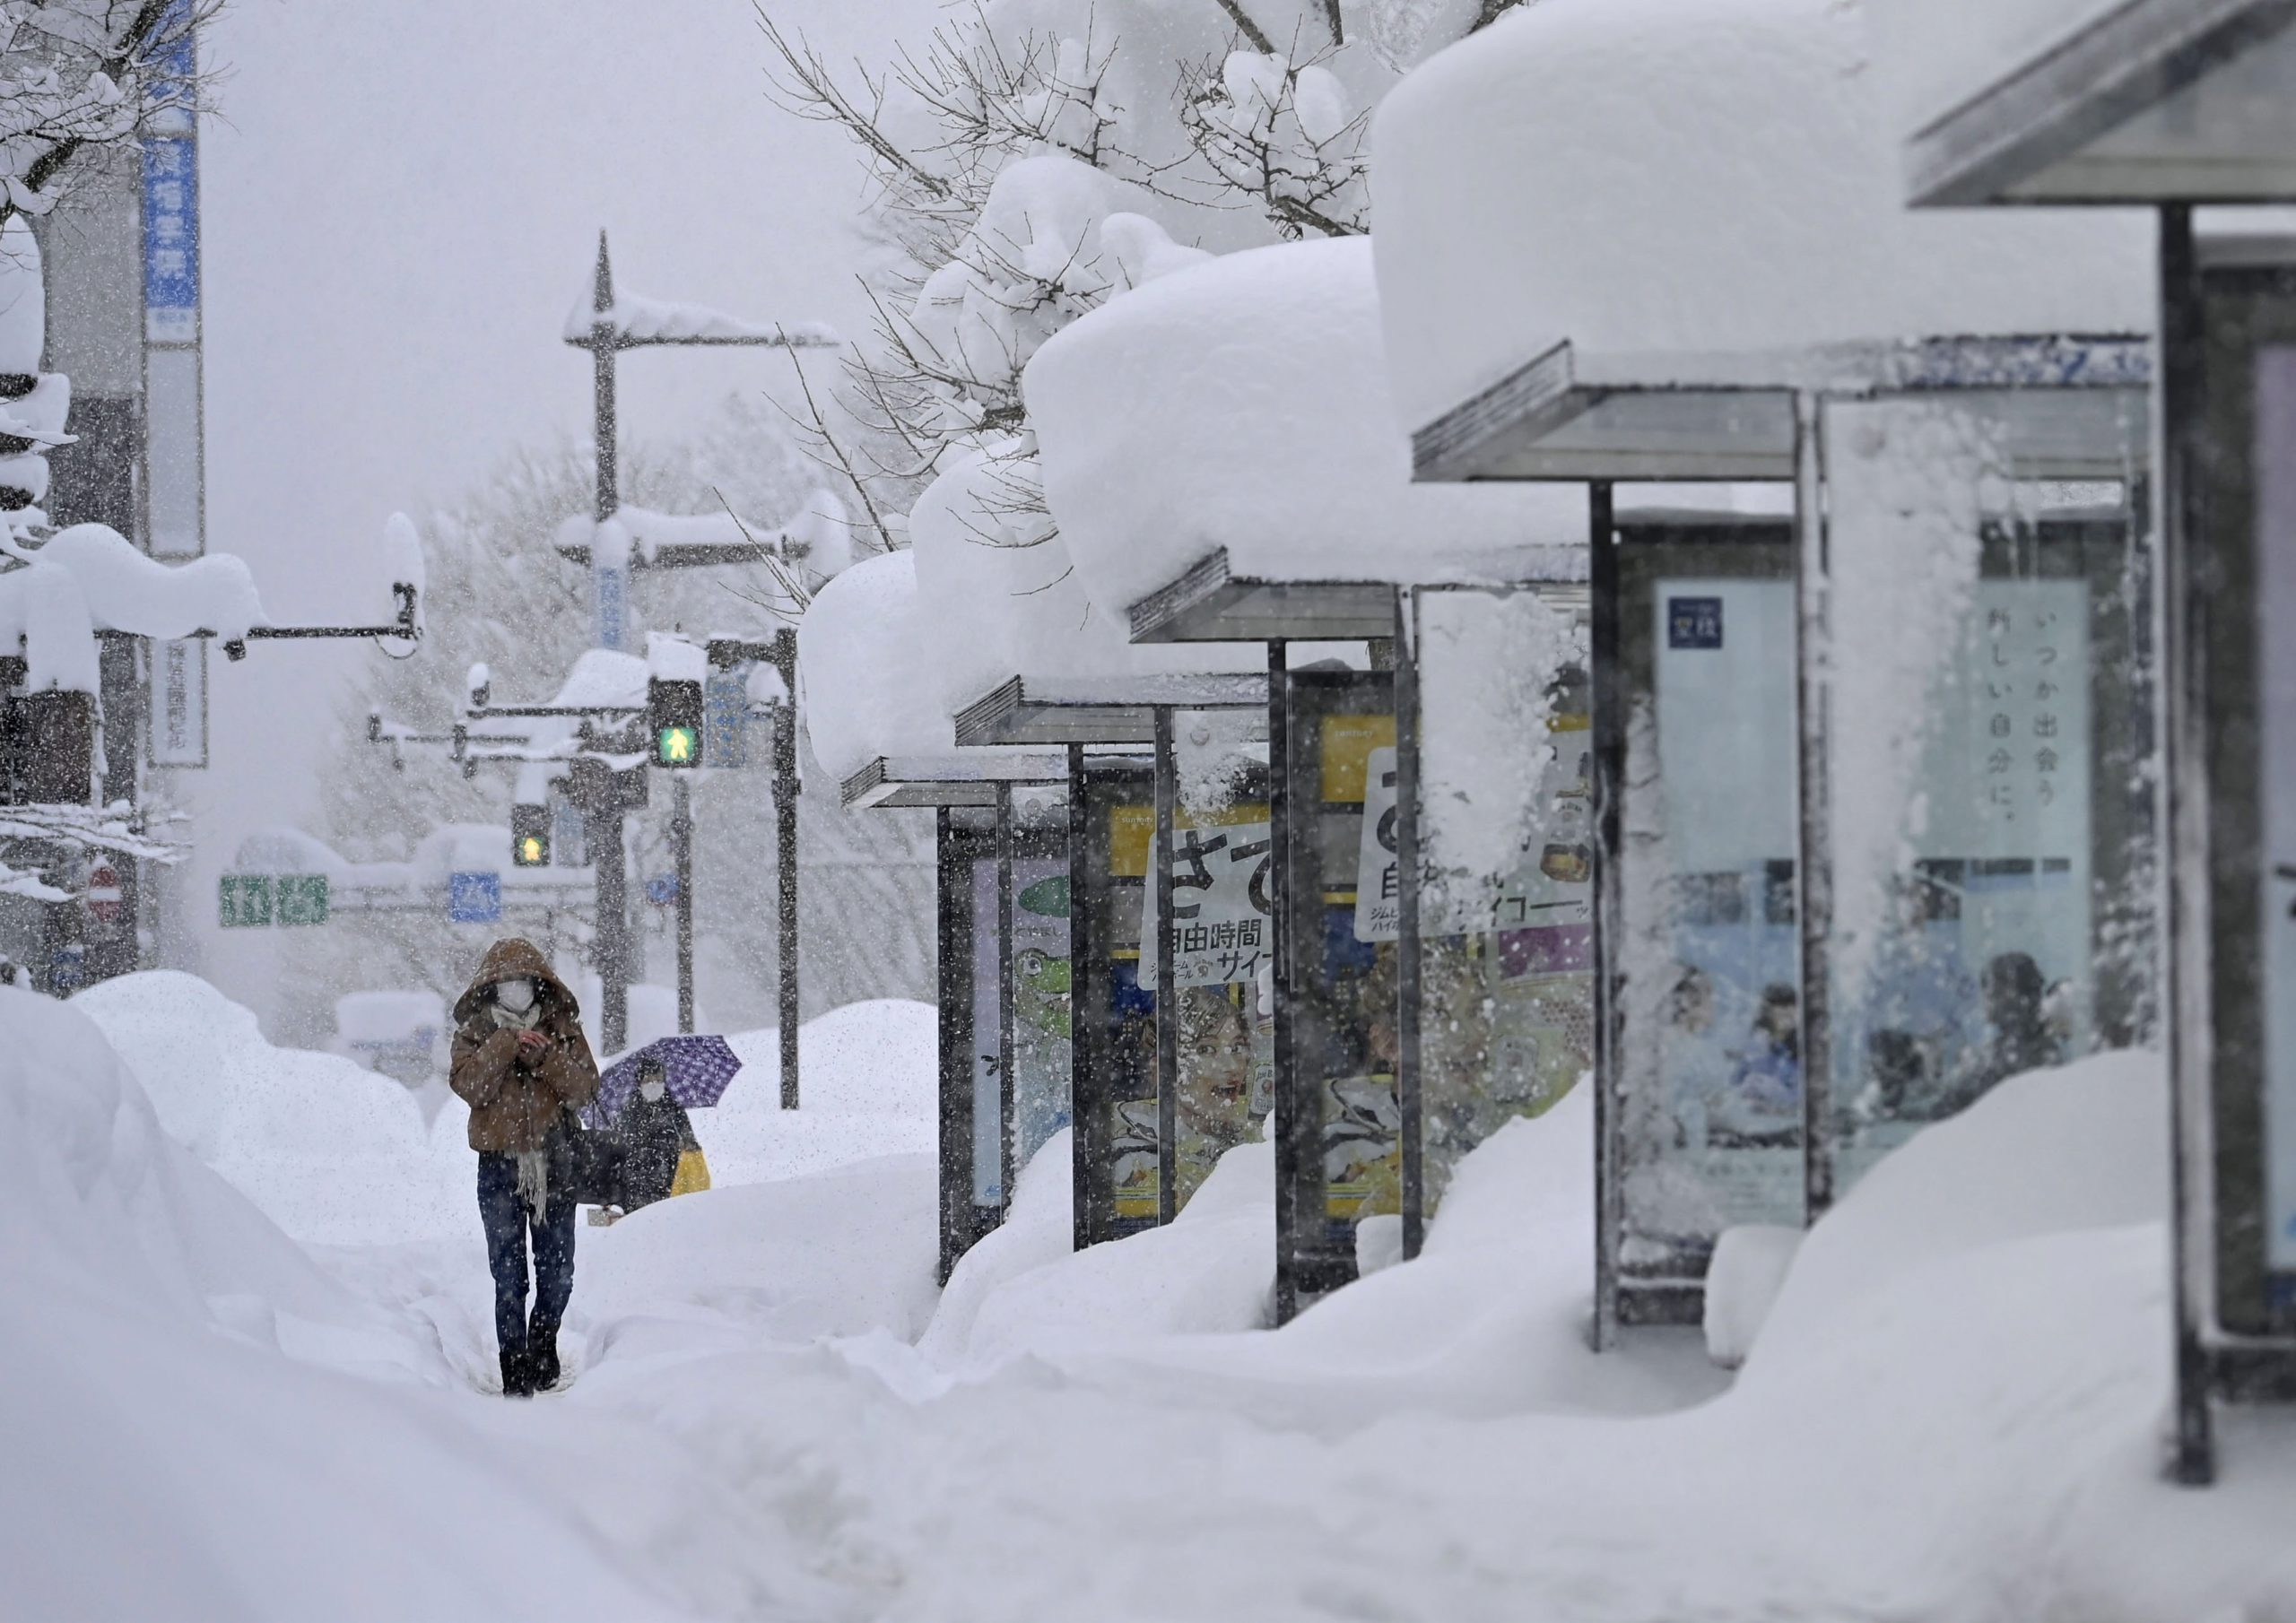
xmin=449 ymin=939 xmax=599 ymax=1397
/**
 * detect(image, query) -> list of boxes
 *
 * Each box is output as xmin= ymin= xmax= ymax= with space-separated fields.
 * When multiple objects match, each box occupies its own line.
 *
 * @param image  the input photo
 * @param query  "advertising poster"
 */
xmin=1008 ymin=857 xmax=1074 ymax=1179
xmin=1139 ymin=804 xmax=1276 ymax=1209
xmin=1314 ymin=711 xmax=1400 ymax=1238
xmin=970 ymin=858 xmax=1004 ymax=1207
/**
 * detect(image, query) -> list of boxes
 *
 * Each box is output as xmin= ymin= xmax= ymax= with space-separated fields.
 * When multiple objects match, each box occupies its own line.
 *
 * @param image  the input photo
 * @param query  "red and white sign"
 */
xmin=86 ymin=864 xmax=123 ymax=924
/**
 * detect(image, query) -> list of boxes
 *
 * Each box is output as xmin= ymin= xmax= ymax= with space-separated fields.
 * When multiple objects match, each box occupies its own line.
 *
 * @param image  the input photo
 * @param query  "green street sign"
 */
xmin=219 ymin=873 xmax=274 ymax=928
xmin=276 ymin=873 xmax=330 ymax=926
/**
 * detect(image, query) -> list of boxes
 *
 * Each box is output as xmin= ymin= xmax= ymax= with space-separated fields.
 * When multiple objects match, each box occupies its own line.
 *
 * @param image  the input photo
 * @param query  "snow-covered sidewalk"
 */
xmin=7 ymin=974 xmax=2293 ymax=1621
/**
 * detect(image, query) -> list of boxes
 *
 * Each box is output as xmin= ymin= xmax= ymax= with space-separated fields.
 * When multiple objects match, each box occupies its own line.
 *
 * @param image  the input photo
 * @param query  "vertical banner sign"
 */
xmin=594 ymin=564 xmax=628 ymax=654
xmin=144 ymin=4 xmax=204 ymax=560
xmin=147 ymin=635 xmax=206 ymax=766
xmin=2258 ymin=346 xmax=2296 ymax=1280
xmin=704 ymin=668 xmax=750 ymax=768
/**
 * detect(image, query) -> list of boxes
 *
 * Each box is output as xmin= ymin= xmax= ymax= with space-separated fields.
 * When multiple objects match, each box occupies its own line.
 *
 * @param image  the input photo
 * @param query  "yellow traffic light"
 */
xmin=518 ymin=836 xmax=544 ymax=865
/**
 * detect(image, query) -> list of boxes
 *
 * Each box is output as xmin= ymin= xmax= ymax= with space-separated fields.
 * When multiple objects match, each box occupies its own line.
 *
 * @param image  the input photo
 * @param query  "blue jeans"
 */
xmin=476 ymin=1151 xmax=576 ymax=1358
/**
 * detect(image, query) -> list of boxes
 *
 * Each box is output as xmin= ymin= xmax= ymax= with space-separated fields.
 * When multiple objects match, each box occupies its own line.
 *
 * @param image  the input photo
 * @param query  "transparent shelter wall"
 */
xmin=1408 ymin=588 xmax=1594 ymax=1216
xmin=1149 ymin=711 xmax=1273 ymax=1211
xmin=1613 ymin=529 xmax=1804 ymax=1299
xmin=1007 ymin=784 xmax=1074 ymax=1187
xmin=970 ymin=853 xmax=1004 ymax=1208
xmin=1819 ymin=395 xmax=2154 ymax=1196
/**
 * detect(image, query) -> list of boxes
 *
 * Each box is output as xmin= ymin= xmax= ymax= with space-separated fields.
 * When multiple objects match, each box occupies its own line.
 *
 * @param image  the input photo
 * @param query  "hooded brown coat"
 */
xmin=449 ymin=938 xmax=600 ymax=1154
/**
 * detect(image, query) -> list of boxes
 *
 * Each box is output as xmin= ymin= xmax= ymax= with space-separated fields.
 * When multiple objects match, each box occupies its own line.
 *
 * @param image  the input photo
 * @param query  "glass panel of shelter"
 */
xmin=2188 ymin=261 xmax=2296 ymax=1349
xmin=1605 ymin=513 xmax=1803 ymax=1325
xmin=1144 ymin=709 xmax=1275 ymax=1212
xmin=1072 ymin=755 xmax=1160 ymax=1246
xmin=1400 ymin=586 xmax=1596 ymax=1249
xmin=1276 ymin=667 xmax=1398 ymax=1314
xmin=1815 ymin=394 xmax=2155 ymax=1204
xmin=1003 ymin=781 xmax=1074 ymax=1206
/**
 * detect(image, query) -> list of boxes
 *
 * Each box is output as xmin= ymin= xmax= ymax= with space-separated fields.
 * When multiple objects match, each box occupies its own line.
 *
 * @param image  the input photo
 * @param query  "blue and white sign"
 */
xmin=705 ymin=669 xmax=749 ymax=768
xmin=142 ymin=135 xmax=198 ymax=343
xmin=48 ymin=946 xmax=85 ymax=993
xmin=448 ymin=871 xmax=503 ymax=924
xmin=645 ymin=874 xmax=680 ymax=906
xmin=594 ymin=564 xmax=628 ymax=653
xmin=1667 ymin=596 xmax=1724 ymax=651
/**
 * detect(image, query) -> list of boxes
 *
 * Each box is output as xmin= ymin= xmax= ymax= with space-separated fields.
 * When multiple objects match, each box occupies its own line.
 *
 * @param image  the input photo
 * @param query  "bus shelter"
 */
xmin=1892 ymin=0 xmax=2296 ymax=1482
xmin=1370 ymin=0 xmax=2160 ymax=1342
xmin=955 ymin=671 xmax=1271 ymax=1237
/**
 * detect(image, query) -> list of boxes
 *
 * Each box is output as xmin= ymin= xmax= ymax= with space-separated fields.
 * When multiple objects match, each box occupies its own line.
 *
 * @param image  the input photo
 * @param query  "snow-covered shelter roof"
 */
xmin=1370 ymin=0 xmax=2156 ymax=480
xmin=800 ymin=551 xmax=1065 ymax=804
xmin=1887 ymin=0 xmax=2296 ymax=205
xmin=1024 ymin=238 xmax=1587 ymax=640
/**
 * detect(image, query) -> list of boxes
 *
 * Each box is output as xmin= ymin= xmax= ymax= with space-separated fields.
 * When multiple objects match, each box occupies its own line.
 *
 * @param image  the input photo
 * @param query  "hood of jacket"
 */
xmin=454 ymin=936 xmax=577 ymax=1025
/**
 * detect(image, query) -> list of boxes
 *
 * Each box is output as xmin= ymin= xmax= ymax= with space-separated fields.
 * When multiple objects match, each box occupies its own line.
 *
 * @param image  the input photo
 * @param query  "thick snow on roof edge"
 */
xmin=1369 ymin=0 xmax=2155 ymax=435
xmin=798 ymin=550 xmax=952 ymax=780
xmin=1026 ymin=236 xmax=1587 ymax=620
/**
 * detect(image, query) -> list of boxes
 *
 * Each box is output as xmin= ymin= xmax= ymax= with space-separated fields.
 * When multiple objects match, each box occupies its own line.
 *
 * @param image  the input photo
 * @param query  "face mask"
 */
xmin=496 ymin=978 xmax=535 ymax=1013
xmin=639 ymin=1078 xmax=665 ymax=1103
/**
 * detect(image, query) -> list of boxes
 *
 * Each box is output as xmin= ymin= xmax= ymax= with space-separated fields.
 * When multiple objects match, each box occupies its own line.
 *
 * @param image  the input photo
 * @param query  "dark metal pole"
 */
xmin=1396 ymin=592 xmax=1426 ymax=1261
xmin=1067 ymin=741 xmax=1091 ymax=1253
xmin=996 ymin=783 xmax=1018 ymax=1211
xmin=2158 ymin=202 xmax=2217 ymax=1487
xmin=774 ymin=629 xmax=802 ymax=1109
xmin=1153 ymin=706 xmax=1178 ymax=1227
xmin=1587 ymin=482 xmax=1623 ymax=1350
xmin=592 ymin=231 xmax=617 ymax=530
xmin=672 ymin=775 xmax=694 ymax=1034
xmin=1793 ymin=391 xmax=1836 ymax=1224
xmin=594 ymin=802 xmax=630 ymax=1054
xmin=935 ymin=806 xmax=963 ymax=1284
xmin=1267 ymin=641 xmax=1298 ymax=1324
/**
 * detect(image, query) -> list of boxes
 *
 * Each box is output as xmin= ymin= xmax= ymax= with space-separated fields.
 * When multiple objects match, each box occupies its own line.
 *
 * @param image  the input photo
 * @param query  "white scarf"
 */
xmin=491 ymin=999 xmax=551 ymax=1212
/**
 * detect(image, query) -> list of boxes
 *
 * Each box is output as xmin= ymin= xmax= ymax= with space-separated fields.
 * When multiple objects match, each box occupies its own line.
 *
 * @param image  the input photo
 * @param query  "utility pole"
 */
xmin=672 ymin=774 xmax=694 ymax=1035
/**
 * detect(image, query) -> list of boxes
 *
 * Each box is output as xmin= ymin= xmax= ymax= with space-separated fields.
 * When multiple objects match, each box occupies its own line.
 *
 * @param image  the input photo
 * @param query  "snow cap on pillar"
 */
xmin=797 ymin=549 xmax=956 ymax=780
xmin=1368 ymin=0 xmax=2157 ymax=435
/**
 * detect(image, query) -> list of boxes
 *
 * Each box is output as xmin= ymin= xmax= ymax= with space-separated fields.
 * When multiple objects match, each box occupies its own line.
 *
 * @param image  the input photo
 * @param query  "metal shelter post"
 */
xmin=996 ymin=784 xmax=1018 ymax=1208
xmin=1395 ymin=599 xmax=1426 ymax=1261
xmin=1066 ymin=741 xmax=1091 ymax=1252
xmin=2160 ymin=202 xmax=2219 ymax=1486
xmin=1152 ymin=706 xmax=1179 ymax=1227
xmin=1793 ymin=392 xmax=1836 ymax=1223
xmin=1267 ymin=642 xmax=1298 ymax=1322
xmin=1587 ymin=481 xmax=1624 ymax=1350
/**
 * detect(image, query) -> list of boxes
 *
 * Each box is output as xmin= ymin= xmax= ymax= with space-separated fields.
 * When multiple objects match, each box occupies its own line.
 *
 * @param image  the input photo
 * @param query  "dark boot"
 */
xmin=526 ymin=1328 xmax=561 ymax=1393
xmin=500 ymin=1344 xmax=533 ymax=1398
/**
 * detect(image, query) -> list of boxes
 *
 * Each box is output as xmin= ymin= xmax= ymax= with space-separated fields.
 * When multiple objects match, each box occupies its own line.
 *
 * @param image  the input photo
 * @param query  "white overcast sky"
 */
xmin=187 ymin=0 xmax=933 ymax=1011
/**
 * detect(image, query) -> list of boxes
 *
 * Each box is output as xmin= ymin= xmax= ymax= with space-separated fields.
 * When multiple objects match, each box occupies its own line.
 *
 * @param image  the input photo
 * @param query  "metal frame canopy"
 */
xmin=1128 ymin=547 xmax=1407 ymax=645
xmin=952 ymin=672 xmax=1268 ymax=747
xmin=1412 ymin=335 xmax=2152 ymax=486
xmin=839 ymin=751 xmax=1066 ymax=811
xmin=1906 ymin=0 xmax=2296 ymax=206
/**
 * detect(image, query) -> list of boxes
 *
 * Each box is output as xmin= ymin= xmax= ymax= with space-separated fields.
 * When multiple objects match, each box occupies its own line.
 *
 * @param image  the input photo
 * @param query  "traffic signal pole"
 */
xmin=672 ymin=774 xmax=694 ymax=1035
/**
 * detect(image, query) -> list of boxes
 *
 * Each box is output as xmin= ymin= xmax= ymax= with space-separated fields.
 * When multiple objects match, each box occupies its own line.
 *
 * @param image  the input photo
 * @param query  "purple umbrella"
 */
xmin=588 ymin=1035 xmax=744 ymax=1126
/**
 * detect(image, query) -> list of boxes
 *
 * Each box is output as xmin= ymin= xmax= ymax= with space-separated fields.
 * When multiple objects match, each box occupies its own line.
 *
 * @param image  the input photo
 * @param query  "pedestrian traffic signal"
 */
xmin=648 ymin=677 xmax=703 ymax=770
xmin=511 ymin=803 xmax=551 ymax=867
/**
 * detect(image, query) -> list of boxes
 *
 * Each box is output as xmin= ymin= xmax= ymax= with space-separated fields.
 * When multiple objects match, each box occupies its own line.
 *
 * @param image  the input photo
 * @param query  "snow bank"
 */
xmin=74 ymin=972 xmax=471 ymax=1246
xmin=1749 ymin=1046 xmax=2167 ymax=1362
xmin=1370 ymin=0 xmax=2155 ymax=433
xmin=0 ymin=985 xmax=684 ymax=1623
xmin=1029 ymin=236 xmax=1586 ymax=618
xmin=798 ymin=549 xmax=953 ymax=778
xmin=704 ymin=999 xmax=941 ymax=1185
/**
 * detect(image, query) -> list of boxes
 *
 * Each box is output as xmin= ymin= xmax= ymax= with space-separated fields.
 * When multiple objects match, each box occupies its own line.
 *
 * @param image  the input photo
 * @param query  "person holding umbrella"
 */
xmin=613 ymin=1053 xmax=705 ymax=1211
xmin=448 ymin=938 xmax=599 ymax=1398
xmin=587 ymin=1035 xmax=741 ymax=1218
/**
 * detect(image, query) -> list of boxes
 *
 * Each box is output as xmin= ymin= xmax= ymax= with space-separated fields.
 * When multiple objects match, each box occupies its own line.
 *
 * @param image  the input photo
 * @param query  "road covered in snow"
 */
xmin=5 ymin=974 xmax=2293 ymax=1621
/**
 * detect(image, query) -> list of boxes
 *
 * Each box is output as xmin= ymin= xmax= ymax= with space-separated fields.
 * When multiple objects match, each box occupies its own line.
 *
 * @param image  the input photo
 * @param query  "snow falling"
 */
xmin=5 ymin=0 xmax=2296 ymax=1618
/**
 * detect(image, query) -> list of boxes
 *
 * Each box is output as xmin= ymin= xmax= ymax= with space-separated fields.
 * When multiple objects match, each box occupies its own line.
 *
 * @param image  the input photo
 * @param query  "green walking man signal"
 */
xmin=648 ymin=677 xmax=704 ymax=770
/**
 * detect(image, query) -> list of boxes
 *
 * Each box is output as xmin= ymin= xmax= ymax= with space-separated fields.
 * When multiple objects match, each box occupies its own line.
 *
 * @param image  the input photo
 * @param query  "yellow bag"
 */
xmin=669 ymin=1147 xmax=711 ymax=1198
